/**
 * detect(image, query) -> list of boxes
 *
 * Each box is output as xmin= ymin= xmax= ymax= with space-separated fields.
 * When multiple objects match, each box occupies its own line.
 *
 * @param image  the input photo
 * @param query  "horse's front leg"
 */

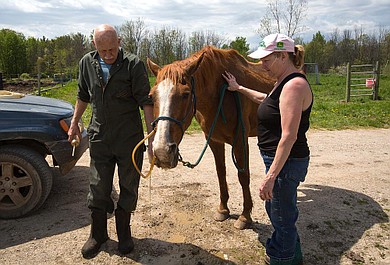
xmin=208 ymin=139 xmax=230 ymax=222
xmin=234 ymin=139 xmax=253 ymax=230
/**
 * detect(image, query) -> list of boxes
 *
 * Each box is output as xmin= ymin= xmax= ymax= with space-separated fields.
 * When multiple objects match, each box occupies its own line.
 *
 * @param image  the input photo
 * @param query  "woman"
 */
xmin=223 ymin=33 xmax=313 ymax=265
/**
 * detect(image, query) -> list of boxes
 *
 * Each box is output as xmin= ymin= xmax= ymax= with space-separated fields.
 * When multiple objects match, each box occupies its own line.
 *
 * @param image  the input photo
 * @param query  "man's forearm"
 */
xmin=72 ymin=99 xmax=88 ymax=124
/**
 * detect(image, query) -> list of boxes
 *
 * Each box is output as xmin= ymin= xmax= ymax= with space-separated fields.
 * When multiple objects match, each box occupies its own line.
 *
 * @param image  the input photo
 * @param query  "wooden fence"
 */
xmin=345 ymin=62 xmax=380 ymax=102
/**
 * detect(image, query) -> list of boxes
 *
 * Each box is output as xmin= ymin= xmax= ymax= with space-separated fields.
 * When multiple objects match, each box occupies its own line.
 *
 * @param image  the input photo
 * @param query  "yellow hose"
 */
xmin=132 ymin=129 xmax=156 ymax=179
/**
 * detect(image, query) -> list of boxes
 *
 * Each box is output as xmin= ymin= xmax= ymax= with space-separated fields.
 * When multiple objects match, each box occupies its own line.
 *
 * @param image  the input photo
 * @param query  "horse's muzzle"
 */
xmin=153 ymin=142 xmax=179 ymax=169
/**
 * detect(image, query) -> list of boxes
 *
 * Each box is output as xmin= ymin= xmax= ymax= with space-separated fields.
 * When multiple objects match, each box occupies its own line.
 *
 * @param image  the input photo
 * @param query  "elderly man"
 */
xmin=68 ymin=24 xmax=154 ymax=259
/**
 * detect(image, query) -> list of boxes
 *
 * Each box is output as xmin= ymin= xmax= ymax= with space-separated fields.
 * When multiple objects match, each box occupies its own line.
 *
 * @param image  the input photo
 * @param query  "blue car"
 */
xmin=0 ymin=92 xmax=89 ymax=219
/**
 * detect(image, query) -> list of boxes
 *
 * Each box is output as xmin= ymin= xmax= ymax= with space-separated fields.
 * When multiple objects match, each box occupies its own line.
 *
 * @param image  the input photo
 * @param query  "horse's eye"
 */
xmin=182 ymin=91 xmax=190 ymax=99
xmin=181 ymin=79 xmax=187 ymax=85
xmin=149 ymin=87 xmax=157 ymax=101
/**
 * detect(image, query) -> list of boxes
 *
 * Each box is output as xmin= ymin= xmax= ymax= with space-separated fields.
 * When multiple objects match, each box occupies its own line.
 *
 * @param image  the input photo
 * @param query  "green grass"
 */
xmin=41 ymin=74 xmax=390 ymax=131
xmin=309 ymin=74 xmax=390 ymax=129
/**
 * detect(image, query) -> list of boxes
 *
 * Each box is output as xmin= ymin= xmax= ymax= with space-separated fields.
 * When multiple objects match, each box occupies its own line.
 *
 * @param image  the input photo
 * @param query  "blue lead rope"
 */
xmin=179 ymin=83 xmax=248 ymax=172
xmin=231 ymin=86 xmax=248 ymax=172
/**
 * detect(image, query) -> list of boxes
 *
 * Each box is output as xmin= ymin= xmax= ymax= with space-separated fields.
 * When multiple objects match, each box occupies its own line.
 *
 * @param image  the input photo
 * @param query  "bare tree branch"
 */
xmin=257 ymin=0 xmax=307 ymax=38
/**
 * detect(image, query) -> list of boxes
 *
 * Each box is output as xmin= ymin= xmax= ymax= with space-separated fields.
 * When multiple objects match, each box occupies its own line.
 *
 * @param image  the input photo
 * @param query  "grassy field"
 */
xmin=41 ymin=74 xmax=390 ymax=131
xmin=308 ymin=73 xmax=389 ymax=129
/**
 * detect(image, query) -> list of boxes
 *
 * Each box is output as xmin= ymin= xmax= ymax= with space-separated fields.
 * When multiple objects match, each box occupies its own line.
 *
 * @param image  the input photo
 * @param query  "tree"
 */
xmin=304 ymin=31 xmax=326 ymax=71
xmin=120 ymin=18 xmax=148 ymax=56
xmin=326 ymin=29 xmax=342 ymax=69
xmin=381 ymin=30 xmax=390 ymax=74
xmin=150 ymin=27 xmax=188 ymax=65
xmin=257 ymin=0 xmax=308 ymax=38
xmin=69 ymin=33 xmax=90 ymax=76
xmin=25 ymin=37 xmax=39 ymax=74
xmin=189 ymin=30 xmax=226 ymax=55
xmin=0 ymin=29 xmax=27 ymax=76
xmin=223 ymin=37 xmax=250 ymax=57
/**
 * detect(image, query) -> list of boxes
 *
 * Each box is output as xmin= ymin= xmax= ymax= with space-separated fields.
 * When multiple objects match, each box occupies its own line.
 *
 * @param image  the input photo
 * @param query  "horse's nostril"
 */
xmin=168 ymin=143 xmax=177 ymax=154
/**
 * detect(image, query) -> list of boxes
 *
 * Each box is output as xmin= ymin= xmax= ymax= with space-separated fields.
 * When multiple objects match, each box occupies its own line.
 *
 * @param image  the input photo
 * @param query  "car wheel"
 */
xmin=0 ymin=145 xmax=53 ymax=219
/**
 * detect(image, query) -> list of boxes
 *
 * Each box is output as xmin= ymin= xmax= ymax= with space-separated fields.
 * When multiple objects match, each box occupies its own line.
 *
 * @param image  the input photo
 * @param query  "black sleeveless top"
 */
xmin=257 ymin=72 xmax=313 ymax=158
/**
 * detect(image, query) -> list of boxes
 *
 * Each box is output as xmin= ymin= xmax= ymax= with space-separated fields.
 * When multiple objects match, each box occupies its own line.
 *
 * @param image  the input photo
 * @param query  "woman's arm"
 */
xmin=222 ymin=71 xmax=268 ymax=104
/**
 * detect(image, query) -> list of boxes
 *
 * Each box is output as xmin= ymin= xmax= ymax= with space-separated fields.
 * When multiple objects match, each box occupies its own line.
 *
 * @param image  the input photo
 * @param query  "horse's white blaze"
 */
xmin=153 ymin=78 xmax=173 ymax=155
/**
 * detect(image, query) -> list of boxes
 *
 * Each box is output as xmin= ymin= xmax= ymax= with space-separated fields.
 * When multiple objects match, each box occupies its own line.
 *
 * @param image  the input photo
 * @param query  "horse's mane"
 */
xmin=156 ymin=46 xmax=273 ymax=92
xmin=193 ymin=46 xmax=250 ymax=80
xmin=156 ymin=61 xmax=186 ymax=84
xmin=156 ymin=46 xmax=240 ymax=83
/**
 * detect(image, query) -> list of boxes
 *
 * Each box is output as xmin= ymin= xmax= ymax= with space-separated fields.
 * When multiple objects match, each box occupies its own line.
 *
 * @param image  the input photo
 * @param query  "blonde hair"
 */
xmin=273 ymin=45 xmax=305 ymax=69
xmin=290 ymin=45 xmax=305 ymax=69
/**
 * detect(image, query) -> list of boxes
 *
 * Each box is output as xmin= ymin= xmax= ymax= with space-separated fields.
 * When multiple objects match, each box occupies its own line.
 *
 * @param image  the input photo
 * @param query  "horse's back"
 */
xmin=193 ymin=46 xmax=274 ymax=140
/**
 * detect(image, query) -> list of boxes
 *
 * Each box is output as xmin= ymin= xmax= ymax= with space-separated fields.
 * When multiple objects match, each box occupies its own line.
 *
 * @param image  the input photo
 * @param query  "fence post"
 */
xmin=37 ymin=57 xmax=44 ymax=96
xmin=314 ymin=64 xmax=319 ymax=85
xmin=37 ymin=72 xmax=41 ymax=96
xmin=0 ymin=72 xmax=3 ymax=90
xmin=345 ymin=62 xmax=351 ymax=102
xmin=373 ymin=61 xmax=380 ymax=100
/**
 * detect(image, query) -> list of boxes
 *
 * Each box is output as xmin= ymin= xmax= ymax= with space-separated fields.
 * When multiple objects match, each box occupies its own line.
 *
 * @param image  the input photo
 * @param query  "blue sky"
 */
xmin=1 ymin=0 xmax=389 ymax=49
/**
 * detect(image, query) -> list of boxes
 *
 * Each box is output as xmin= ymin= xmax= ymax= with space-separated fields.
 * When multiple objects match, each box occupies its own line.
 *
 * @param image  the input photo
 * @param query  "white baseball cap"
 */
xmin=248 ymin=33 xmax=295 ymax=59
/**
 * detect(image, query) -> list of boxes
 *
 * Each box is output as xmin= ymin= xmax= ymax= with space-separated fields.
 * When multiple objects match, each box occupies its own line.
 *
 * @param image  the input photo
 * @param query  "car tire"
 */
xmin=0 ymin=145 xmax=53 ymax=219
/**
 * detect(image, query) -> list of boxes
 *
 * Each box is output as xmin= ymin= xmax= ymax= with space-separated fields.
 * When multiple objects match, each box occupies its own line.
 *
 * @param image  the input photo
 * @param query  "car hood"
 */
xmin=0 ymin=94 xmax=74 ymax=116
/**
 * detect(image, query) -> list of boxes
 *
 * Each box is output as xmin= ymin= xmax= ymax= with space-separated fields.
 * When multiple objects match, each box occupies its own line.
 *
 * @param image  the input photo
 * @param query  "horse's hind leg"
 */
xmin=208 ymin=139 xmax=230 ymax=222
xmin=233 ymin=140 xmax=253 ymax=230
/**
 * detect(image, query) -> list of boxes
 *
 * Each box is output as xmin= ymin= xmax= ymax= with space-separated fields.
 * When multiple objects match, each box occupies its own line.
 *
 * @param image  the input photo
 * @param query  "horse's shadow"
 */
xmin=252 ymin=184 xmax=388 ymax=265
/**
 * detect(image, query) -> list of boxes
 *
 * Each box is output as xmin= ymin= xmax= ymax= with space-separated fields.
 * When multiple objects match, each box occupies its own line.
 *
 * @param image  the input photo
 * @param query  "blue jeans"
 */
xmin=261 ymin=151 xmax=309 ymax=261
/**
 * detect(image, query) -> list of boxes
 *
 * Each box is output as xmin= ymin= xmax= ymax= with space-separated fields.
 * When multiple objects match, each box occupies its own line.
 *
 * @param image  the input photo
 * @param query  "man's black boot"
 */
xmin=81 ymin=210 xmax=109 ymax=259
xmin=115 ymin=206 xmax=134 ymax=254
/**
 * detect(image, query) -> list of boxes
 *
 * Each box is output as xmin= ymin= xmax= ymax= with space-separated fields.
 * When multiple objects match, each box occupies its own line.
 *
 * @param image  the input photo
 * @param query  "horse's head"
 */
xmin=147 ymin=54 xmax=204 ymax=169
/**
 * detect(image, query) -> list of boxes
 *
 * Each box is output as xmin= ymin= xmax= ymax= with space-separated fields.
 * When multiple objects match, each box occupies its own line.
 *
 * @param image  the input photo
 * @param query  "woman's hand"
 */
xmin=259 ymin=174 xmax=275 ymax=201
xmin=222 ymin=71 xmax=240 ymax=91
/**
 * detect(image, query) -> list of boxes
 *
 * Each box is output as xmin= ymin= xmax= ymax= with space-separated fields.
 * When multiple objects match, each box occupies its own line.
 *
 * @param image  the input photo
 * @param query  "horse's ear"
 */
xmin=147 ymin=58 xmax=161 ymax=77
xmin=185 ymin=52 xmax=205 ymax=76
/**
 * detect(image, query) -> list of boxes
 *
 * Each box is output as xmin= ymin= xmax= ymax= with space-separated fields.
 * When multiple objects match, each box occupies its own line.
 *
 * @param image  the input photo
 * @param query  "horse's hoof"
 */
xmin=214 ymin=211 xmax=230 ymax=222
xmin=234 ymin=217 xmax=252 ymax=230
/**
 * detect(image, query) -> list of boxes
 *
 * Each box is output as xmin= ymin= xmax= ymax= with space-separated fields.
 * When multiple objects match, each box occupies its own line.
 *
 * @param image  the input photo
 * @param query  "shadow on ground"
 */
xmin=1 ymin=168 xmax=387 ymax=265
xmin=256 ymin=184 xmax=388 ymax=265
xmin=0 ymin=165 xmax=91 ymax=249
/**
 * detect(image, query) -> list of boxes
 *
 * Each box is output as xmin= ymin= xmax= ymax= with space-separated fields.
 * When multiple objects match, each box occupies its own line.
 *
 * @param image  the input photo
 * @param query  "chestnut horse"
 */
xmin=147 ymin=46 xmax=274 ymax=229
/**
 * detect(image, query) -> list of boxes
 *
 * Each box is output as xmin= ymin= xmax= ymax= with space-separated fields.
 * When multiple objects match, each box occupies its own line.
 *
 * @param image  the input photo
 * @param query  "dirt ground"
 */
xmin=2 ymin=80 xmax=60 ymax=95
xmin=0 ymin=129 xmax=389 ymax=265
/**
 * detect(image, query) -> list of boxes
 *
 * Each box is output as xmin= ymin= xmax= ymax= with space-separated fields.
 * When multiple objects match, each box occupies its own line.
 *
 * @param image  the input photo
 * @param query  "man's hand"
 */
xmin=68 ymin=121 xmax=81 ymax=144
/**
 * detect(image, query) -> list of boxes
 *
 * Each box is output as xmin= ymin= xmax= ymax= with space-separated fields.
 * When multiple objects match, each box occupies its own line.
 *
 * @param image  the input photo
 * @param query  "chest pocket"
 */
xmin=115 ymin=87 xmax=133 ymax=100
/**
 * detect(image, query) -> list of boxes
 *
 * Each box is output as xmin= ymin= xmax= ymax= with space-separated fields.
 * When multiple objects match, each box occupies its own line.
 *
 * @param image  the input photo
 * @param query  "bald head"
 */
xmin=93 ymin=24 xmax=118 ymax=43
xmin=92 ymin=24 xmax=120 ymax=65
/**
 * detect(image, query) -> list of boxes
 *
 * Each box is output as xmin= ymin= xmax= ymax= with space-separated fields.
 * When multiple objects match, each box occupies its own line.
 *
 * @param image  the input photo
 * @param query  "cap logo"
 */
xmin=259 ymin=40 xmax=266 ymax=48
xmin=276 ymin=41 xmax=285 ymax=50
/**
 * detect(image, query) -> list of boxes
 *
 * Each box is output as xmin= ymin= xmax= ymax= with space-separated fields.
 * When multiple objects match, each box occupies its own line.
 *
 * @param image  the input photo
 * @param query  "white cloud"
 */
xmin=58 ymin=0 xmax=84 ymax=9
xmin=4 ymin=0 xmax=52 ymax=13
xmin=0 ymin=0 xmax=389 ymax=46
xmin=301 ymin=0 xmax=390 ymax=40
